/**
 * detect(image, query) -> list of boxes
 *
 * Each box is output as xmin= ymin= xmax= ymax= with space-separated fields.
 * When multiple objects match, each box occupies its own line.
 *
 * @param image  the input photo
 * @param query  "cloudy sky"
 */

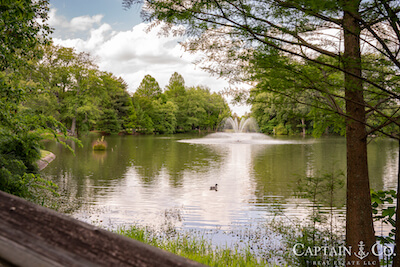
xmin=49 ymin=0 xmax=250 ymax=115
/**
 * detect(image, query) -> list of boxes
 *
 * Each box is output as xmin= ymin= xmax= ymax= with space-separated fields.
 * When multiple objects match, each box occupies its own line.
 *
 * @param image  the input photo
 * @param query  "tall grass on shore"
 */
xmin=117 ymin=225 xmax=280 ymax=267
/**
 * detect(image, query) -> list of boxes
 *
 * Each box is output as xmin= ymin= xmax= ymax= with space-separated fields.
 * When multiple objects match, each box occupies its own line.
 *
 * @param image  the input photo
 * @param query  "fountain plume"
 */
xmin=221 ymin=117 xmax=259 ymax=133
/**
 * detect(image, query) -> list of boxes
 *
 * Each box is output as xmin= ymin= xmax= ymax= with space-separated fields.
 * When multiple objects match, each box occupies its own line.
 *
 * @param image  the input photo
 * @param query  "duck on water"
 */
xmin=210 ymin=184 xmax=218 ymax=191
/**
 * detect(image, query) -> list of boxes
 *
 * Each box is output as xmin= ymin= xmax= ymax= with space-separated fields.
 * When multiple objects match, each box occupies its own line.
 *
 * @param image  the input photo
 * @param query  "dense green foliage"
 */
xmin=0 ymin=1 xmax=228 ymax=200
xmin=122 ymin=0 xmax=400 ymax=138
xmin=249 ymin=53 xmax=400 ymax=136
xmin=132 ymin=72 xmax=230 ymax=134
xmin=24 ymin=45 xmax=230 ymax=136
xmin=121 ymin=1 xmax=400 ymax=264
xmin=248 ymin=54 xmax=345 ymax=136
xmin=24 ymin=44 xmax=135 ymax=135
xmin=0 ymin=0 xmax=63 ymax=198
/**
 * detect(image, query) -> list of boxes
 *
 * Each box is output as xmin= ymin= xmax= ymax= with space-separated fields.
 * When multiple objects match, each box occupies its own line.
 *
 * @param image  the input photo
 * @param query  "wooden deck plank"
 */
xmin=0 ymin=191 xmax=206 ymax=267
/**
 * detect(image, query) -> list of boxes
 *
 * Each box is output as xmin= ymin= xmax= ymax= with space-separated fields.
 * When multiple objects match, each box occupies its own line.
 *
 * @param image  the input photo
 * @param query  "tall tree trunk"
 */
xmin=71 ymin=117 xmax=76 ymax=136
xmin=343 ymin=1 xmax=379 ymax=265
xmin=393 ymin=137 xmax=400 ymax=267
xmin=71 ymin=82 xmax=81 ymax=136
xmin=301 ymin=118 xmax=306 ymax=137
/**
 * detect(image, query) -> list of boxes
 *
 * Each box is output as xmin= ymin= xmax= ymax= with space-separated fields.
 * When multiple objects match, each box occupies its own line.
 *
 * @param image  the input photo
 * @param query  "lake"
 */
xmin=42 ymin=133 xmax=398 ymax=246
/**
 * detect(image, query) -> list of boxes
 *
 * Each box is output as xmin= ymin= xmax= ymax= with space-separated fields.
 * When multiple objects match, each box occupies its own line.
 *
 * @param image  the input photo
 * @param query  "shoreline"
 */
xmin=37 ymin=152 xmax=56 ymax=171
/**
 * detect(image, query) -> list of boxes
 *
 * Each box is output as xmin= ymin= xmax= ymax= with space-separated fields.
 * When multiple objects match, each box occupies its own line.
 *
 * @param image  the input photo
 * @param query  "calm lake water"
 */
xmin=42 ymin=134 xmax=398 ymax=241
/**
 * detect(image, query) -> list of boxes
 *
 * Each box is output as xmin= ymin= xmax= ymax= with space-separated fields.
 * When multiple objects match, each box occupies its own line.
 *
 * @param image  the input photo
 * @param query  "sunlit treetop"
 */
xmin=136 ymin=74 xmax=162 ymax=98
xmin=0 ymin=0 xmax=52 ymax=70
xmin=123 ymin=1 xmax=400 ymax=94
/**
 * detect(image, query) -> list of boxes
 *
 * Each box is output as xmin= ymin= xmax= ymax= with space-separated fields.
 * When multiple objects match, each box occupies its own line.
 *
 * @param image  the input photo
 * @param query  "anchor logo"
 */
xmin=354 ymin=241 xmax=369 ymax=260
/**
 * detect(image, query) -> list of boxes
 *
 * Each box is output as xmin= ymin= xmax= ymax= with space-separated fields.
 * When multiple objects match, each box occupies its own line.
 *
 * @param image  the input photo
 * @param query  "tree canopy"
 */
xmin=0 ymin=0 xmax=61 ymax=199
xmin=123 ymin=0 xmax=400 ymax=264
xmin=132 ymin=73 xmax=231 ymax=134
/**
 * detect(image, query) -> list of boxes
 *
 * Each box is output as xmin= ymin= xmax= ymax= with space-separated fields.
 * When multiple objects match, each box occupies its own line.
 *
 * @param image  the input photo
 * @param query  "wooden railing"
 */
xmin=0 ymin=191 xmax=206 ymax=266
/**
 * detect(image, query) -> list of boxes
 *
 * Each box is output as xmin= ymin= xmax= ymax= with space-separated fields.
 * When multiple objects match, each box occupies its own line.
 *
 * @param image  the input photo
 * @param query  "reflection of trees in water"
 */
xmin=251 ymin=142 xmax=318 ymax=198
xmin=251 ymin=137 xmax=398 ymax=207
xmin=42 ymin=134 xmax=137 ymax=201
xmin=42 ymin=135 xmax=225 ymax=202
xmin=250 ymin=138 xmax=348 ymax=209
xmin=42 ymin=135 xmax=398 ymax=221
xmin=367 ymin=138 xmax=398 ymax=190
xmin=132 ymin=137 xmax=224 ymax=187
xmin=166 ymin=143 xmax=226 ymax=187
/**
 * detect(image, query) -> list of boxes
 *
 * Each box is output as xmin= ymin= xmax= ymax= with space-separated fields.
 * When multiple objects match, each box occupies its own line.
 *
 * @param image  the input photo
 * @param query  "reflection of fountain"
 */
xmin=221 ymin=117 xmax=259 ymax=133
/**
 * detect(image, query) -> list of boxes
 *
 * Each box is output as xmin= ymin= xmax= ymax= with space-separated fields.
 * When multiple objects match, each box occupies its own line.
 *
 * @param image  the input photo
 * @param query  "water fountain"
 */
xmin=221 ymin=117 xmax=259 ymax=133
xmin=179 ymin=116 xmax=301 ymax=145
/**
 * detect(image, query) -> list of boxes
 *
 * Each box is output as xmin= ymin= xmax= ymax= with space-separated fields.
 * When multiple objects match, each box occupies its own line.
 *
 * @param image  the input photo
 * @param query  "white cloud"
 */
xmin=50 ymin=10 xmax=251 ymax=115
xmin=49 ymin=9 xmax=104 ymax=34
xmin=70 ymin=14 xmax=104 ymax=32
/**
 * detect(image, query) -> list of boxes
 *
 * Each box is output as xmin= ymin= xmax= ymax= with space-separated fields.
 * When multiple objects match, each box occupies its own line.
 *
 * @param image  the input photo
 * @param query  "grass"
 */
xmin=117 ymin=225 xmax=281 ymax=267
xmin=40 ymin=149 xmax=51 ymax=158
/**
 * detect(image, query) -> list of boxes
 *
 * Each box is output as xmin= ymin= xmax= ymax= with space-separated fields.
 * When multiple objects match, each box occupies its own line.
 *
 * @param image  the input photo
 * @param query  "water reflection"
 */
xmin=42 ymin=134 xmax=398 ymax=232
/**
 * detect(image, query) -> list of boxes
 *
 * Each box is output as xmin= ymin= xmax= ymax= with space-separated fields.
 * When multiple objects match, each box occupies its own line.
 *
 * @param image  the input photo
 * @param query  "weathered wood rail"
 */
xmin=0 ymin=191 xmax=206 ymax=266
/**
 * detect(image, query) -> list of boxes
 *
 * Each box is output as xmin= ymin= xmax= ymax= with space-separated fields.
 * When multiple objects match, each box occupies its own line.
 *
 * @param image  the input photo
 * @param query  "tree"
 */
xmin=133 ymin=102 xmax=155 ymax=134
xmin=250 ymin=90 xmax=314 ymax=136
xmin=0 ymin=0 xmax=51 ymax=70
xmin=136 ymin=74 xmax=162 ymax=99
xmin=183 ymin=86 xmax=230 ymax=132
xmin=65 ymin=52 xmax=101 ymax=135
xmin=97 ymin=108 xmax=121 ymax=134
xmin=164 ymin=72 xmax=188 ymax=131
xmin=151 ymin=100 xmax=177 ymax=134
xmin=123 ymin=0 xmax=400 ymax=264
xmin=248 ymin=54 xmax=347 ymax=136
xmin=98 ymin=72 xmax=136 ymax=133
xmin=29 ymin=45 xmax=101 ymax=135
xmin=0 ymin=0 xmax=66 ymax=199
xmin=165 ymin=72 xmax=186 ymax=98
xmin=202 ymin=90 xmax=231 ymax=131
xmin=164 ymin=72 xmax=230 ymax=132
xmin=28 ymin=46 xmax=136 ymax=135
xmin=132 ymin=75 xmax=161 ymax=133
xmin=132 ymin=73 xmax=230 ymax=133
xmin=33 ymin=44 xmax=77 ymax=107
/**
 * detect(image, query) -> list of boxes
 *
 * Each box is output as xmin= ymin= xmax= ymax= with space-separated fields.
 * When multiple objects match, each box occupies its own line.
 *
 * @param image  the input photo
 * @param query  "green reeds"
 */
xmin=117 ymin=226 xmax=280 ymax=267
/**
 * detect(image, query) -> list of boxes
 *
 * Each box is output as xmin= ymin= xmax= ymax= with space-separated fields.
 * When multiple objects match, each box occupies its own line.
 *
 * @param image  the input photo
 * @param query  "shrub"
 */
xmin=92 ymin=136 xmax=107 ymax=150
